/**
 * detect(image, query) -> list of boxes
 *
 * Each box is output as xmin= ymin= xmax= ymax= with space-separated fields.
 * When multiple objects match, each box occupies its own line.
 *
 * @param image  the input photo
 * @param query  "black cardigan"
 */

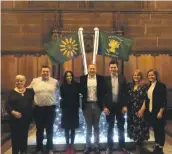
xmin=145 ymin=81 xmax=167 ymax=114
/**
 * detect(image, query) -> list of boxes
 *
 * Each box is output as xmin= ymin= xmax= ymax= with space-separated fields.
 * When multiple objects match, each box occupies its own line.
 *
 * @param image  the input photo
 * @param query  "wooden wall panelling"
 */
xmin=155 ymin=55 xmax=172 ymax=88
xmin=137 ymin=55 xmax=155 ymax=78
xmin=124 ymin=55 xmax=137 ymax=82
xmin=37 ymin=55 xmax=52 ymax=76
xmin=104 ymin=57 xmax=111 ymax=76
xmin=63 ymin=60 xmax=73 ymax=73
xmin=73 ymin=56 xmax=82 ymax=77
xmin=86 ymin=52 xmax=93 ymax=67
xmin=96 ymin=55 xmax=104 ymax=75
xmin=1 ymin=56 xmax=18 ymax=90
xmin=18 ymin=55 xmax=38 ymax=86
xmin=137 ymin=55 xmax=155 ymax=80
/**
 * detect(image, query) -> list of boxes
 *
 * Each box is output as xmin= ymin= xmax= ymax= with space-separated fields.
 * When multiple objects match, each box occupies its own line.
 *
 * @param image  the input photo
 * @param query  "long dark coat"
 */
xmin=60 ymin=82 xmax=80 ymax=129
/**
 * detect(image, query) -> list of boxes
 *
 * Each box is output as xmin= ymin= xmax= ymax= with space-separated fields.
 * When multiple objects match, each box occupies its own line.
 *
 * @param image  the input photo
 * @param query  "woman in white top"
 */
xmin=145 ymin=69 xmax=167 ymax=154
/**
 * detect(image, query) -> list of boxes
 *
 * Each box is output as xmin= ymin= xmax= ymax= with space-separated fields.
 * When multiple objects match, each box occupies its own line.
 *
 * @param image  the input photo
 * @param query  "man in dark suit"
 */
xmin=80 ymin=64 xmax=104 ymax=154
xmin=104 ymin=60 xmax=128 ymax=154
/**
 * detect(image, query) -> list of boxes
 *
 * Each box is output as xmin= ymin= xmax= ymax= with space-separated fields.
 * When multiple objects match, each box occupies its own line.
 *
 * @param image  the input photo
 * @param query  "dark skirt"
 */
xmin=61 ymin=107 xmax=79 ymax=129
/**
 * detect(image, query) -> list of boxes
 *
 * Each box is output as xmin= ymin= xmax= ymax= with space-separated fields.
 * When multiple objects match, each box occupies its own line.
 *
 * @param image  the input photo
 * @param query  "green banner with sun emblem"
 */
xmin=44 ymin=33 xmax=81 ymax=64
xmin=98 ymin=32 xmax=132 ymax=61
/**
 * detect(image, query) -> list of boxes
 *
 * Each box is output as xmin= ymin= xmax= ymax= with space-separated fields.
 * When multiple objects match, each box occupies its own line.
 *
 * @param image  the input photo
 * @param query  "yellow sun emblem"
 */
xmin=107 ymin=40 xmax=120 ymax=53
xmin=60 ymin=37 xmax=78 ymax=57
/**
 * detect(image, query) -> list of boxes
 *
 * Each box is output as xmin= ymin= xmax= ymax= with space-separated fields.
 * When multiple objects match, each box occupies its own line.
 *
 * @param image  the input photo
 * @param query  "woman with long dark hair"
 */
xmin=60 ymin=71 xmax=80 ymax=154
xmin=145 ymin=69 xmax=167 ymax=154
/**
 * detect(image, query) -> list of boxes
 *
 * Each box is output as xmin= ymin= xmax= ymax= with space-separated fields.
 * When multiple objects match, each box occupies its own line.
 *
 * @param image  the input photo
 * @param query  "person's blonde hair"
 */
xmin=132 ymin=69 xmax=145 ymax=87
xmin=15 ymin=75 xmax=26 ymax=82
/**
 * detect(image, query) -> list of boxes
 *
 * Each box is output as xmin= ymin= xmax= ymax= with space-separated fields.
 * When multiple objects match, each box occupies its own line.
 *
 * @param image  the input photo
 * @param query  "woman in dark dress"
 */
xmin=60 ymin=71 xmax=80 ymax=154
xmin=145 ymin=69 xmax=167 ymax=154
xmin=6 ymin=75 xmax=34 ymax=154
xmin=127 ymin=69 xmax=149 ymax=154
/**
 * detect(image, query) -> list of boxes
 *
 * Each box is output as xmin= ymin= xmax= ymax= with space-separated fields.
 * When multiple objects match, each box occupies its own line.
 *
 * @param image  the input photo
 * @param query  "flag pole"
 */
xmin=78 ymin=27 xmax=88 ymax=75
xmin=92 ymin=27 xmax=99 ymax=64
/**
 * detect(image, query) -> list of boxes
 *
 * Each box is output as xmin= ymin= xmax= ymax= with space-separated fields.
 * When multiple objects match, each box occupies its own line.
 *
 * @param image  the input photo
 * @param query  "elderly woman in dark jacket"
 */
xmin=60 ymin=71 xmax=80 ymax=154
xmin=145 ymin=69 xmax=167 ymax=154
xmin=6 ymin=75 xmax=34 ymax=154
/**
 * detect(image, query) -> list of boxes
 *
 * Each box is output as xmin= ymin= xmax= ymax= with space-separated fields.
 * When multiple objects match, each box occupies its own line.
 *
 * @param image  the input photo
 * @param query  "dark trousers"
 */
xmin=106 ymin=103 xmax=125 ymax=148
xmin=34 ymin=105 xmax=56 ymax=151
xmin=148 ymin=112 xmax=165 ymax=147
xmin=10 ymin=118 xmax=30 ymax=154
xmin=65 ymin=128 xmax=76 ymax=145
xmin=83 ymin=102 xmax=101 ymax=148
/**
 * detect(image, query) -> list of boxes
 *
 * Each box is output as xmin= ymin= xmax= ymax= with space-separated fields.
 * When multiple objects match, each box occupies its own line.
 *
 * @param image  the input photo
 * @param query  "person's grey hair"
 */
xmin=15 ymin=75 xmax=26 ymax=82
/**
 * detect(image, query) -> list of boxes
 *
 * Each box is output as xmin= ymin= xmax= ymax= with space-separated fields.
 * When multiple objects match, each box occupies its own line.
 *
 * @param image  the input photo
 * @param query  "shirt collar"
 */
xmin=88 ymin=75 xmax=96 ymax=79
xmin=111 ymin=73 xmax=118 ymax=78
xmin=151 ymin=81 xmax=157 ymax=86
xmin=41 ymin=77 xmax=50 ymax=81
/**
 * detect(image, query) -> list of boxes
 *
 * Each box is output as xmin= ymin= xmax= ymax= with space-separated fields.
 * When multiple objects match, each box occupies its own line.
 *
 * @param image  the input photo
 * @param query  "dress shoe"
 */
xmin=105 ymin=148 xmax=112 ymax=154
xmin=83 ymin=147 xmax=92 ymax=154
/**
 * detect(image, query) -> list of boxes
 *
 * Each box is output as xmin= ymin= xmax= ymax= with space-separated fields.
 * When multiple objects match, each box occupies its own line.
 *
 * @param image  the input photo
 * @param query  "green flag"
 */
xmin=44 ymin=33 xmax=81 ymax=64
xmin=98 ymin=32 xmax=132 ymax=61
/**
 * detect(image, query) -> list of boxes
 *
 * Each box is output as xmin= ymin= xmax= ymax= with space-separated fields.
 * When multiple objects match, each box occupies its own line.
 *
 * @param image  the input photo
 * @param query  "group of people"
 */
xmin=6 ymin=60 xmax=167 ymax=154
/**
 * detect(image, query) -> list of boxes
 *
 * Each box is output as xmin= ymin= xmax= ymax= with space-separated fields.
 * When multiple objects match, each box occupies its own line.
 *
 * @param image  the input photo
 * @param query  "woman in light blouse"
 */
xmin=6 ymin=75 xmax=34 ymax=154
xmin=145 ymin=69 xmax=167 ymax=154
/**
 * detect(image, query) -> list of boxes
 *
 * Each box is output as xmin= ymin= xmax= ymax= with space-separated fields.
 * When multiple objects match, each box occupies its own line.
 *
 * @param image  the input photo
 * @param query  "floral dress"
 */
xmin=127 ymin=83 xmax=149 ymax=143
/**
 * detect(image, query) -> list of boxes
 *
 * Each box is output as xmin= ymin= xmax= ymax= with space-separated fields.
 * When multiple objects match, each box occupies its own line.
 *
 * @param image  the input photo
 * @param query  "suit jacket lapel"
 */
xmin=107 ymin=76 xmax=112 ymax=89
xmin=84 ymin=75 xmax=88 ymax=98
xmin=153 ymin=81 xmax=159 ymax=97
xmin=96 ymin=75 xmax=99 ymax=92
xmin=118 ymin=74 xmax=122 ymax=92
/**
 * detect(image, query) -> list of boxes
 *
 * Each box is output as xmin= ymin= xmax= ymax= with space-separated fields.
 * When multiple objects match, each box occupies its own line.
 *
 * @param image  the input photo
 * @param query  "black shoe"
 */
xmin=152 ymin=146 xmax=163 ymax=154
xmin=94 ymin=147 xmax=100 ymax=154
xmin=105 ymin=148 xmax=112 ymax=154
xmin=84 ymin=147 xmax=92 ymax=154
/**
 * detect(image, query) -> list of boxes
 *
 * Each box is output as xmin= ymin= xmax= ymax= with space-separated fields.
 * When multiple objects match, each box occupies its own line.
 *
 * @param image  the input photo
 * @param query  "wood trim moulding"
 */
xmin=2 ymin=8 xmax=172 ymax=14
xmin=1 ymin=50 xmax=172 ymax=56
xmin=1 ymin=51 xmax=46 ymax=56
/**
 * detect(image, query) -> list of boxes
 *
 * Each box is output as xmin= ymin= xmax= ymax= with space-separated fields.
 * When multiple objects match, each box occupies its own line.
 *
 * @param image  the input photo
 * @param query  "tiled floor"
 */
xmin=4 ymin=126 xmax=172 ymax=154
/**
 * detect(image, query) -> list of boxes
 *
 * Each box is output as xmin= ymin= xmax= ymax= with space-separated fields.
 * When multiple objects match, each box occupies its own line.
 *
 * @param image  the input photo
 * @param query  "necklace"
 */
xmin=14 ymin=87 xmax=26 ymax=96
